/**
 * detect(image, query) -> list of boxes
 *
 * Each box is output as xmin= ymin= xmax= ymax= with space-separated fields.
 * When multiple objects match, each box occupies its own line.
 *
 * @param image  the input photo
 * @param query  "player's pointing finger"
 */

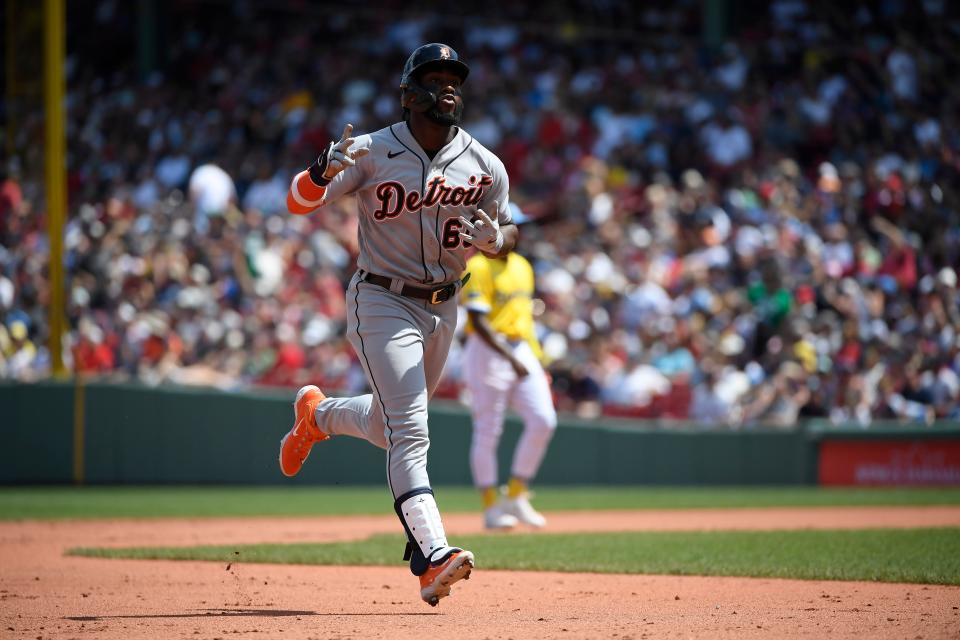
xmin=340 ymin=123 xmax=353 ymax=141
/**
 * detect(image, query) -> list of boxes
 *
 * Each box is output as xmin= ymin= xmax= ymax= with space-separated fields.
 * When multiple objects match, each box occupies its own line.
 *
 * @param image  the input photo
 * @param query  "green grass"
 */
xmin=3 ymin=486 xmax=960 ymax=520
xmin=68 ymin=527 xmax=960 ymax=585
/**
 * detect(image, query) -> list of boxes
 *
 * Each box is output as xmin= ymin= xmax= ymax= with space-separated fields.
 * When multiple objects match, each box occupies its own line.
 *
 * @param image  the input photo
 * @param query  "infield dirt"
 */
xmin=2 ymin=506 xmax=959 ymax=639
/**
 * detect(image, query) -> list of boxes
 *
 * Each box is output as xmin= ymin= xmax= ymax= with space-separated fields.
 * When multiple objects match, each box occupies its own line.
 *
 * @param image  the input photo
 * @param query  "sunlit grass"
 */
xmin=3 ymin=486 xmax=959 ymax=520
xmin=69 ymin=527 xmax=960 ymax=585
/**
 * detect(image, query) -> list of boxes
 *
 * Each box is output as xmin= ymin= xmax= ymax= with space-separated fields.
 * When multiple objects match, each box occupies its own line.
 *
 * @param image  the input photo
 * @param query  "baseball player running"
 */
xmin=461 ymin=248 xmax=557 ymax=529
xmin=278 ymin=43 xmax=518 ymax=607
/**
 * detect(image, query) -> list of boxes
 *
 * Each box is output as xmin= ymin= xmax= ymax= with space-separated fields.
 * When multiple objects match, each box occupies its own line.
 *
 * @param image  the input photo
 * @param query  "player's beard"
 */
xmin=426 ymin=100 xmax=463 ymax=126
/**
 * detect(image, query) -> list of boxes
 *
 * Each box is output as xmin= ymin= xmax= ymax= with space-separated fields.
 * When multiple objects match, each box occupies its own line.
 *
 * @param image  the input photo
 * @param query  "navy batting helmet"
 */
xmin=400 ymin=43 xmax=470 ymax=89
xmin=400 ymin=43 xmax=470 ymax=120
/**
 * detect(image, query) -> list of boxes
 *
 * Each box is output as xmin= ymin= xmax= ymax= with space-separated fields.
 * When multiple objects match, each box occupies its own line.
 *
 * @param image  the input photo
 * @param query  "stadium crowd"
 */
xmin=2 ymin=0 xmax=959 ymax=428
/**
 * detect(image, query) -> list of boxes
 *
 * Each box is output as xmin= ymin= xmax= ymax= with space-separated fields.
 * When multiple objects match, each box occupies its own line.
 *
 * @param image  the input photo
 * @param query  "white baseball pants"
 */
xmin=464 ymin=333 xmax=557 ymax=488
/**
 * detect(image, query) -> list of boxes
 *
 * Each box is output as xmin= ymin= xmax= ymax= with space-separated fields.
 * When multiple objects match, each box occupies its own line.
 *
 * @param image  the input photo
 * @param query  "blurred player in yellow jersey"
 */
xmin=460 ymin=248 xmax=557 ymax=529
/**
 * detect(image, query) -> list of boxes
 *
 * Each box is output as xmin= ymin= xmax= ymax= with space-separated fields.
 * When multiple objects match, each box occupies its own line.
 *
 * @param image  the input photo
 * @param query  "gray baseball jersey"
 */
xmin=318 ymin=121 xmax=513 ymax=285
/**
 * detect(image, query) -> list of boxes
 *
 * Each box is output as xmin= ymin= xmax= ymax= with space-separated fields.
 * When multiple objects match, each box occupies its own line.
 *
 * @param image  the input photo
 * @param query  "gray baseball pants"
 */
xmin=314 ymin=271 xmax=458 ymax=499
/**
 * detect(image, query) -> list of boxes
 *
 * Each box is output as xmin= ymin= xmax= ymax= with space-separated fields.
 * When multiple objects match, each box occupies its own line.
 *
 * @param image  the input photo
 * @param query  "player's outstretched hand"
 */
xmin=310 ymin=124 xmax=370 ymax=185
xmin=459 ymin=202 xmax=505 ymax=255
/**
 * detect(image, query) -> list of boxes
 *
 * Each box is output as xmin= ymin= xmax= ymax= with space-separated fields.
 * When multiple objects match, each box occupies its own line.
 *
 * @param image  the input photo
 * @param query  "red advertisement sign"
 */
xmin=819 ymin=439 xmax=960 ymax=486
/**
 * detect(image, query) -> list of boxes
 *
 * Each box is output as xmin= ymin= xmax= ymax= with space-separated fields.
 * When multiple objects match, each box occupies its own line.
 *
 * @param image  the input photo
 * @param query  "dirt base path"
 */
xmin=2 ymin=506 xmax=959 ymax=639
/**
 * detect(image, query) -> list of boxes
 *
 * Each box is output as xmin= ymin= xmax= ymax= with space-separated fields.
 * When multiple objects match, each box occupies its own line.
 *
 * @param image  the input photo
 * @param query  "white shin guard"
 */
xmin=397 ymin=490 xmax=449 ymax=562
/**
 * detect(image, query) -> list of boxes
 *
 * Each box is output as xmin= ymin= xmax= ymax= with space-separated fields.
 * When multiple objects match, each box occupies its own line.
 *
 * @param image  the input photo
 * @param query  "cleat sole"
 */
xmin=420 ymin=551 xmax=475 ymax=605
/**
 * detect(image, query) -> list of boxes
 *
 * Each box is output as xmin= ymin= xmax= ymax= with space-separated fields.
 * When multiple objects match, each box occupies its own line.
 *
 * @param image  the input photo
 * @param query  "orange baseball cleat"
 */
xmin=419 ymin=548 xmax=475 ymax=606
xmin=278 ymin=385 xmax=330 ymax=477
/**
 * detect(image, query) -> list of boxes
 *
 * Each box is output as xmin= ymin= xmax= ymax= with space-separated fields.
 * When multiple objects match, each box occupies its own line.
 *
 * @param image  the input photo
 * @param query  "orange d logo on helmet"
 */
xmin=439 ymin=46 xmax=451 ymax=59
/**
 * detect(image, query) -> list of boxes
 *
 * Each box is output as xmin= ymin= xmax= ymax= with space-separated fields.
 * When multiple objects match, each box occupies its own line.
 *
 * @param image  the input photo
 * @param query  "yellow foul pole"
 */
xmin=43 ymin=0 xmax=67 ymax=378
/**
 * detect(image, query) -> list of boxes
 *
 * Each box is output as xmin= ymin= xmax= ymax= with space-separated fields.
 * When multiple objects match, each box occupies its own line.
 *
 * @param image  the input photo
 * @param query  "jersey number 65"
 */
xmin=442 ymin=217 xmax=471 ymax=249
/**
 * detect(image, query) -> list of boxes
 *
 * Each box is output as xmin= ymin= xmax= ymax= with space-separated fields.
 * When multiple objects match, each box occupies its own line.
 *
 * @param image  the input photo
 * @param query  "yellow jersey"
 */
xmin=461 ymin=252 xmax=543 ymax=359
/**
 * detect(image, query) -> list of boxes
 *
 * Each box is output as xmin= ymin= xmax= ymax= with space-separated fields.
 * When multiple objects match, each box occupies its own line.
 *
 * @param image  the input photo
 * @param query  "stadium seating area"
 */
xmin=2 ymin=0 xmax=959 ymax=427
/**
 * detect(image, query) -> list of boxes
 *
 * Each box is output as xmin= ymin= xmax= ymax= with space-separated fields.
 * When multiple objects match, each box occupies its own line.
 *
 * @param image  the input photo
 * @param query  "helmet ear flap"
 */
xmin=400 ymin=81 xmax=436 ymax=113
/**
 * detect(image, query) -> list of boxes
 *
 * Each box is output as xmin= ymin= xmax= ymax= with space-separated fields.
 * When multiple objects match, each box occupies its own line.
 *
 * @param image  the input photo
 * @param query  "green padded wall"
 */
xmin=0 ymin=381 xmax=823 ymax=485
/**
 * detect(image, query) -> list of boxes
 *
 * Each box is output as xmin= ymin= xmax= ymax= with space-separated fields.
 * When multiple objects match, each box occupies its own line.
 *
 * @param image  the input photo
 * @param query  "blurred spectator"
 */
xmin=188 ymin=162 xmax=237 ymax=234
xmin=0 ymin=163 xmax=24 ymax=226
xmin=742 ymin=361 xmax=811 ymax=428
xmin=701 ymin=109 xmax=753 ymax=173
xmin=690 ymin=362 xmax=737 ymax=427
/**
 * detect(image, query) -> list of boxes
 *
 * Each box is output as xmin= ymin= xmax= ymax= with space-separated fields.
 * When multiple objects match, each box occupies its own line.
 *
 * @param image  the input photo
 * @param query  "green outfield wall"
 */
xmin=1 ymin=381 xmax=957 ymax=485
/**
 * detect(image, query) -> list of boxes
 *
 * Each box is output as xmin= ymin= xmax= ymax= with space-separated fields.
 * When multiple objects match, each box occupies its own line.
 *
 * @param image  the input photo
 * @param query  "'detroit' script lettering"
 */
xmin=373 ymin=175 xmax=493 ymax=220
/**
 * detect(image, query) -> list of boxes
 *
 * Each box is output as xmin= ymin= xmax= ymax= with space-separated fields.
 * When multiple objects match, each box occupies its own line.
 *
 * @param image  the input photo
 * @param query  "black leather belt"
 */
xmin=359 ymin=271 xmax=470 ymax=304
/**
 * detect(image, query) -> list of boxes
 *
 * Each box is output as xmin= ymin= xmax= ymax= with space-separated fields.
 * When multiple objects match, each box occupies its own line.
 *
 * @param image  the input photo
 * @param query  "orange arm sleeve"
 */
xmin=286 ymin=169 xmax=327 ymax=215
